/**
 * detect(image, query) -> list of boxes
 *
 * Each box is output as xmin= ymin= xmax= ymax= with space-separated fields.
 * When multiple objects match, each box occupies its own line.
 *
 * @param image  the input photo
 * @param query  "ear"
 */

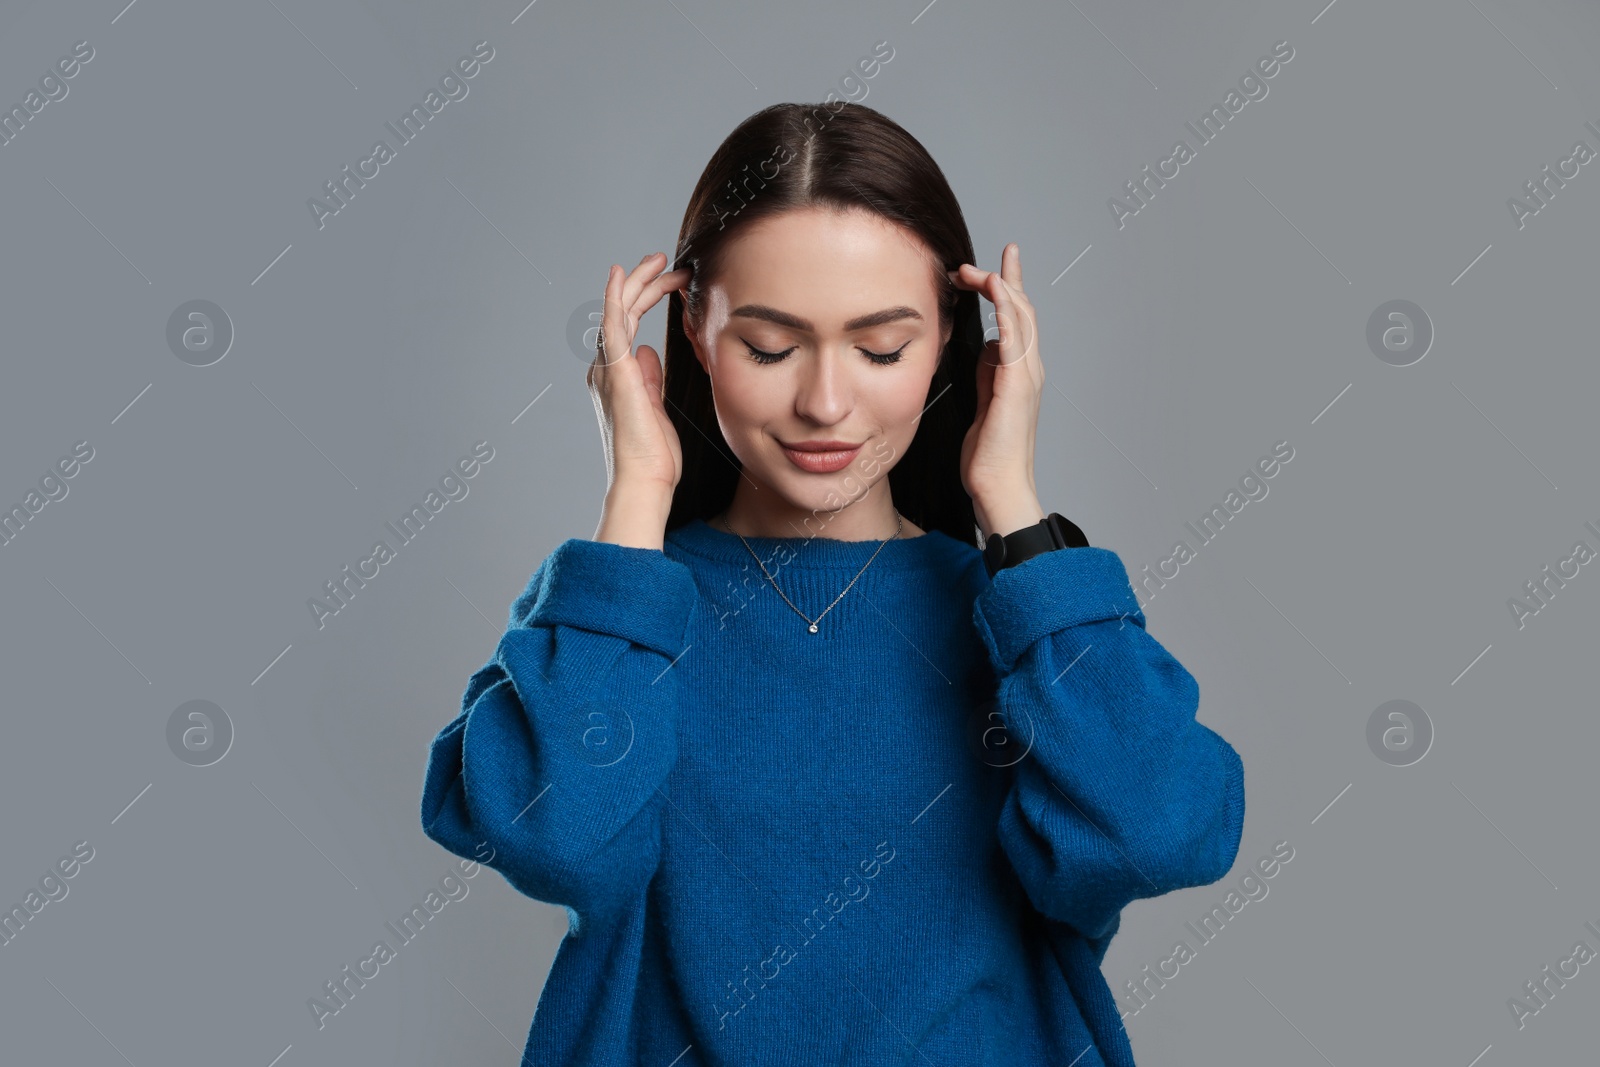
xmin=683 ymin=309 xmax=709 ymax=374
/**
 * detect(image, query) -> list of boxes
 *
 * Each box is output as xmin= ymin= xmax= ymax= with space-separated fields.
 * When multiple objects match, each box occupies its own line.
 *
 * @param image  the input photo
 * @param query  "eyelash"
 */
xmin=741 ymin=341 xmax=909 ymax=366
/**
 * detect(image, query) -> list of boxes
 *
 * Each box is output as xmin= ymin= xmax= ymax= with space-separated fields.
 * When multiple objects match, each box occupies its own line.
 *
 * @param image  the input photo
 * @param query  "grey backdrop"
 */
xmin=3 ymin=0 xmax=1598 ymax=1064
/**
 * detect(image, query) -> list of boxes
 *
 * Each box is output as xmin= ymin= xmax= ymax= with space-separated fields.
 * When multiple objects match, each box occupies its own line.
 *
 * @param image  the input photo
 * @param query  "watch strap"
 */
xmin=983 ymin=512 xmax=1088 ymax=578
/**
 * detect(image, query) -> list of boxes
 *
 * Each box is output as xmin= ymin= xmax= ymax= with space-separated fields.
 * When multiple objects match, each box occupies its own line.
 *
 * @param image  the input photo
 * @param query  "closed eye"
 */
xmin=741 ymin=340 xmax=910 ymax=366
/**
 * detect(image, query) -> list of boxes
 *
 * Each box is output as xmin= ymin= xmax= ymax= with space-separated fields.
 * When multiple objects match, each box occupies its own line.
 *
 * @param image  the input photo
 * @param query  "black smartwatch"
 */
xmin=982 ymin=512 xmax=1088 ymax=578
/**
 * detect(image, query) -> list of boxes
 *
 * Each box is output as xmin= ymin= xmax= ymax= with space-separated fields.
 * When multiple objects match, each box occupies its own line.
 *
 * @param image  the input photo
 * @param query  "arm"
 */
xmin=971 ymin=546 xmax=1245 ymax=941
xmin=420 ymin=536 xmax=697 ymax=923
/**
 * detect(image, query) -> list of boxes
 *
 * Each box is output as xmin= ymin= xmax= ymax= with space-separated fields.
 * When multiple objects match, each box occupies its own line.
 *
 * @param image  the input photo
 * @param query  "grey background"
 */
xmin=2 ymin=0 xmax=1597 ymax=1063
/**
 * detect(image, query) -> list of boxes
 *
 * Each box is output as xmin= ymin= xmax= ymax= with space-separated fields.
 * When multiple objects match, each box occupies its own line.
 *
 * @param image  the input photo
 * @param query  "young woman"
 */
xmin=421 ymin=102 xmax=1244 ymax=1067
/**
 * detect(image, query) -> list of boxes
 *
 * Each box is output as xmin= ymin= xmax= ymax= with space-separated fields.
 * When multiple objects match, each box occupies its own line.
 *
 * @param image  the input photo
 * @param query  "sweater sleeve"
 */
xmin=970 ymin=546 xmax=1245 ymax=942
xmin=420 ymin=536 xmax=698 ymax=923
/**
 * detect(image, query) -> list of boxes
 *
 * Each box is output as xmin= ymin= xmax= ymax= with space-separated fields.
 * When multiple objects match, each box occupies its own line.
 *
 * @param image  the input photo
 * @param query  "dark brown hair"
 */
xmin=660 ymin=101 xmax=985 ymax=547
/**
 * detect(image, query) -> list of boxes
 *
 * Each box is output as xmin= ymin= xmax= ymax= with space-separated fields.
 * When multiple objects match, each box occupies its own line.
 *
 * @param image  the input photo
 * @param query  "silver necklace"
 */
xmin=719 ymin=511 xmax=904 ymax=633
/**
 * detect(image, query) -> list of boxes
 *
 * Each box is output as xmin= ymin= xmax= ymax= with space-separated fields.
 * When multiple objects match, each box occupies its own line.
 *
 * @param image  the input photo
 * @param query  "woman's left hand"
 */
xmin=951 ymin=242 xmax=1047 ymax=540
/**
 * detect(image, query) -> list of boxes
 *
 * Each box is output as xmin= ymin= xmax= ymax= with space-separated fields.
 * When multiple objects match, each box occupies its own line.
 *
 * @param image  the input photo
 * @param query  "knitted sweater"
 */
xmin=420 ymin=516 xmax=1245 ymax=1066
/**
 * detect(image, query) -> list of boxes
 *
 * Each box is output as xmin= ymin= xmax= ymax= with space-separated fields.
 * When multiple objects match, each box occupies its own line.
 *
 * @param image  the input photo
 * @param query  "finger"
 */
xmin=1000 ymin=242 xmax=1022 ymax=291
xmin=995 ymin=247 xmax=1033 ymax=312
xmin=629 ymin=267 xmax=693 ymax=320
xmin=955 ymin=248 xmax=1028 ymax=305
xmin=620 ymin=251 xmax=668 ymax=309
xmin=951 ymin=259 xmax=1035 ymax=368
xmin=601 ymin=262 xmax=643 ymax=371
xmin=599 ymin=263 xmax=632 ymax=367
xmin=949 ymin=265 xmax=1010 ymax=363
xmin=981 ymin=270 xmax=1023 ymax=368
xmin=947 ymin=263 xmax=983 ymax=290
xmin=621 ymin=258 xmax=692 ymax=350
xmin=951 ymin=261 xmax=1025 ymax=315
xmin=614 ymin=255 xmax=659 ymax=307
xmin=990 ymin=267 xmax=1040 ymax=368
xmin=636 ymin=343 xmax=664 ymax=403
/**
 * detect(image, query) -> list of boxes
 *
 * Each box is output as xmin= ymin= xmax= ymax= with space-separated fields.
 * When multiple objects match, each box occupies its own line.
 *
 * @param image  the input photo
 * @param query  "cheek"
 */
xmin=709 ymin=359 xmax=778 ymax=437
xmin=875 ymin=372 xmax=935 ymax=434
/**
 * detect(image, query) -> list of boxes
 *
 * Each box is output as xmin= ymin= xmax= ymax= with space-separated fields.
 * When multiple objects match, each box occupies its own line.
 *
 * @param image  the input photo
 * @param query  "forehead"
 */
xmin=711 ymin=207 xmax=938 ymax=326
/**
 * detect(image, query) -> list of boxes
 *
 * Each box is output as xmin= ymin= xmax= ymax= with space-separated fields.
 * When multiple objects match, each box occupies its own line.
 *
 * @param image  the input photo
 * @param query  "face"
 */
xmin=683 ymin=206 xmax=951 ymax=520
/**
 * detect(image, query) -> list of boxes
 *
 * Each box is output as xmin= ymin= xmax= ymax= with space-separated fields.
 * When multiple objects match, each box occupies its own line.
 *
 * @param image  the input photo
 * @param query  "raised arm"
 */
xmin=421 ymin=250 xmax=698 ymax=923
xmin=970 ymin=546 xmax=1245 ymax=942
xmin=420 ymin=536 xmax=698 ymax=924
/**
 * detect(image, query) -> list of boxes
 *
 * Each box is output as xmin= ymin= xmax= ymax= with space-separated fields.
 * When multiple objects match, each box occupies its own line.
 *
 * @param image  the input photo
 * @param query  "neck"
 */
xmin=719 ymin=482 xmax=908 ymax=541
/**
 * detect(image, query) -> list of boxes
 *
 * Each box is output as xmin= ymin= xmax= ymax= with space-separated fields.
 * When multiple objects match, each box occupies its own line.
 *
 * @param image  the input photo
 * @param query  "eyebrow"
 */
xmin=729 ymin=304 xmax=924 ymax=333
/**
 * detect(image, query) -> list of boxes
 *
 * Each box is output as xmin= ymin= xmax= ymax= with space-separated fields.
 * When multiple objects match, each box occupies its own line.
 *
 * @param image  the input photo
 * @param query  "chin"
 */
xmin=748 ymin=464 xmax=855 ymax=520
xmin=773 ymin=474 xmax=849 ymax=515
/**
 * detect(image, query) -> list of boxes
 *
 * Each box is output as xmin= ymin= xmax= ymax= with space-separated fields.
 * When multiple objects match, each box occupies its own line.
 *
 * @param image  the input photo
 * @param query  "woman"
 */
xmin=420 ymin=101 xmax=1244 ymax=1066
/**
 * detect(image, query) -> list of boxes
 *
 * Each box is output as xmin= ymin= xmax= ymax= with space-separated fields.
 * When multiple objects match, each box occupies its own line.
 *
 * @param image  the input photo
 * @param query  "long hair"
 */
xmin=660 ymin=101 xmax=985 ymax=548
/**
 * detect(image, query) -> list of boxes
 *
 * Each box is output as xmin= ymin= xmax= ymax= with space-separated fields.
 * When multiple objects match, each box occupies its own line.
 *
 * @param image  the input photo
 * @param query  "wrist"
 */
xmin=596 ymin=483 xmax=673 ymax=550
xmin=981 ymin=510 xmax=1090 ymax=579
xmin=976 ymin=492 xmax=1045 ymax=541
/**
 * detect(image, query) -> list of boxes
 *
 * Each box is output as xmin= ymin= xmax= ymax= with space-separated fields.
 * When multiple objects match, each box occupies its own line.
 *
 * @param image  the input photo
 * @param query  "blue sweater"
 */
xmin=420 ymin=517 xmax=1244 ymax=1066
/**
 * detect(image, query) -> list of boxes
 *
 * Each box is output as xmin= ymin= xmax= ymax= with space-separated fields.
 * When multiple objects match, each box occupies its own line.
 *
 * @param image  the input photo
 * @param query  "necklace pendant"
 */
xmin=719 ymin=511 xmax=902 ymax=640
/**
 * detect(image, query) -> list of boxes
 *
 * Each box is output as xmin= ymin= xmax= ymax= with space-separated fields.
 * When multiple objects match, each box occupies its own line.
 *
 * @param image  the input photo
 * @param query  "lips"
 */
xmin=779 ymin=438 xmax=863 ymax=474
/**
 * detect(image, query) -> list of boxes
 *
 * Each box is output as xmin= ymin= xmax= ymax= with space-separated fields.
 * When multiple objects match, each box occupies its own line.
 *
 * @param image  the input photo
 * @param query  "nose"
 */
xmin=792 ymin=348 xmax=852 ymax=427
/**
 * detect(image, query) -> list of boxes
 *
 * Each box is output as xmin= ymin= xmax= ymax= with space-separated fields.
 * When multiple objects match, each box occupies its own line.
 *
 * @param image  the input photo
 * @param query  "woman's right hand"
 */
xmin=588 ymin=253 xmax=691 ymax=549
